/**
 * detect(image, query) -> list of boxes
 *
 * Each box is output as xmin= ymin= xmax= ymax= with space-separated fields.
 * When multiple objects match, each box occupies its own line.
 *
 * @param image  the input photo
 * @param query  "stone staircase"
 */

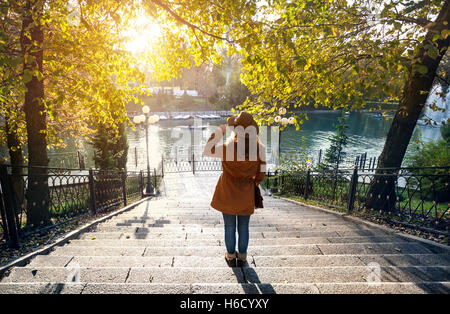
xmin=0 ymin=172 xmax=449 ymax=294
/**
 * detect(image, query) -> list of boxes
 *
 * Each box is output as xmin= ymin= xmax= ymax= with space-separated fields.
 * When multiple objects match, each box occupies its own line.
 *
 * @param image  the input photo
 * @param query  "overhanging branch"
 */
xmin=150 ymin=0 xmax=233 ymax=43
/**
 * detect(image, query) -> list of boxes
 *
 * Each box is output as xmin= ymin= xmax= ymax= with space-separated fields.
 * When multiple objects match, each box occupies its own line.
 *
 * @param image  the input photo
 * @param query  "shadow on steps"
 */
xmin=231 ymin=265 xmax=277 ymax=294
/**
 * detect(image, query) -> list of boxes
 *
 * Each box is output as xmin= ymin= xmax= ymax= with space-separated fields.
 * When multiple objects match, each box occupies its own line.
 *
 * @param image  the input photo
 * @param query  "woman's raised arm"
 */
xmin=203 ymin=125 xmax=227 ymax=158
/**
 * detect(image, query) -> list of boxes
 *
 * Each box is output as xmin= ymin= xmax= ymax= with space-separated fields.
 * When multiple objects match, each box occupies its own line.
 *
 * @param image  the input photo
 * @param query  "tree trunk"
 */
xmin=21 ymin=1 xmax=50 ymax=227
xmin=5 ymin=115 xmax=25 ymax=222
xmin=366 ymin=1 xmax=450 ymax=211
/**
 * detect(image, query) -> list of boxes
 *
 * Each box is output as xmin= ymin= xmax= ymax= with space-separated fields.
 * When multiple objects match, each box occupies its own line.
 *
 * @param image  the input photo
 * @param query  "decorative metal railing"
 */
xmin=263 ymin=167 xmax=450 ymax=235
xmin=162 ymin=155 xmax=222 ymax=174
xmin=0 ymin=165 xmax=161 ymax=248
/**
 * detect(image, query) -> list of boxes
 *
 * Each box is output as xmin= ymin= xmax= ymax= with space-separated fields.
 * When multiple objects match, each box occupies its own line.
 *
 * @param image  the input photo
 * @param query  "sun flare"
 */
xmin=123 ymin=12 xmax=162 ymax=54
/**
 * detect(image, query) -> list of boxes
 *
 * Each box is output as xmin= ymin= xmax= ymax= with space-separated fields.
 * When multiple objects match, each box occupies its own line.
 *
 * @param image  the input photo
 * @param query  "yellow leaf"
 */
xmin=331 ymin=27 xmax=338 ymax=37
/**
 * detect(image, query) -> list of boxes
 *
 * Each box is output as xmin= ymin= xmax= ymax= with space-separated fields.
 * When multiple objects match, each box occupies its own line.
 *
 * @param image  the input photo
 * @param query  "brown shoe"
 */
xmin=225 ymin=252 xmax=237 ymax=267
xmin=237 ymin=252 xmax=247 ymax=267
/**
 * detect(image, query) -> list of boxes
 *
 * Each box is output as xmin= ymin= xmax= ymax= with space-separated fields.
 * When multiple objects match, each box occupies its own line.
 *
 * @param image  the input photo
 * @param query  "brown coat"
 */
xmin=203 ymin=130 xmax=266 ymax=216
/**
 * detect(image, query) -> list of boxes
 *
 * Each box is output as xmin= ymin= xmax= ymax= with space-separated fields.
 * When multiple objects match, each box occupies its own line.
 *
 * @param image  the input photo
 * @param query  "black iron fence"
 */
xmin=161 ymin=155 xmax=222 ymax=174
xmin=0 ymin=165 xmax=162 ymax=248
xmin=280 ymin=148 xmax=378 ymax=170
xmin=263 ymin=166 xmax=450 ymax=235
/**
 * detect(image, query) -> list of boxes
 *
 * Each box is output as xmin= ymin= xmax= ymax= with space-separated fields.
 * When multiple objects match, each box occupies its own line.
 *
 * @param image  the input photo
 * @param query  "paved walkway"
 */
xmin=0 ymin=172 xmax=449 ymax=294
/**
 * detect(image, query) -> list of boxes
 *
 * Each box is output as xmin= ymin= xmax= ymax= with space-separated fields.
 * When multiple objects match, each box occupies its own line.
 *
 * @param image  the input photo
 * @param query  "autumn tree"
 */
xmin=231 ymin=0 xmax=449 ymax=211
xmin=1 ymin=0 xmax=147 ymax=227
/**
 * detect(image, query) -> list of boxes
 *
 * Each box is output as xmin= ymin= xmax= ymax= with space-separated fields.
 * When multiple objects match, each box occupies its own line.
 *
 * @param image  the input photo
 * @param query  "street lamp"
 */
xmin=274 ymin=108 xmax=295 ymax=164
xmin=133 ymin=105 xmax=159 ymax=195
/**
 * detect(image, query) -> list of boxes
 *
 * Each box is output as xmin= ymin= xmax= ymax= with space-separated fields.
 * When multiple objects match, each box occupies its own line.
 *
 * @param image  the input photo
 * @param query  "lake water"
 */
xmin=123 ymin=111 xmax=442 ymax=171
xmin=2 ymin=111 xmax=442 ymax=170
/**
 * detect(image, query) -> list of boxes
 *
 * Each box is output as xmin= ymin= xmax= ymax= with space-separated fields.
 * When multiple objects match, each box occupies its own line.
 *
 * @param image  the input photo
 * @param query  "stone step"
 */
xmin=124 ymin=203 xmax=323 ymax=207
xmin=27 ymin=255 xmax=173 ymax=267
xmin=112 ymin=213 xmax=341 ymax=218
xmin=50 ymin=245 xmax=322 ymax=257
xmin=103 ymin=220 xmax=348 ymax=227
xmin=48 ymin=243 xmax=434 ymax=257
xmin=112 ymin=217 xmax=339 ymax=224
xmin=142 ymin=206 xmax=307 ymax=210
xmin=107 ymin=219 xmax=348 ymax=225
xmin=117 ymin=209 xmax=332 ymax=213
xmin=25 ymin=254 xmax=450 ymax=268
xmin=110 ymin=217 xmax=332 ymax=221
xmin=67 ymin=236 xmax=409 ymax=247
xmin=93 ymin=225 xmax=374 ymax=234
xmin=117 ymin=213 xmax=335 ymax=218
xmin=70 ymin=239 xmax=224 ymax=247
xmin=241 ymin=266 xmax=450 ymax=284
xmin=2 ymin=267 xmax=244 ymax=284
xmin=1 ymin=282 xmax=449 ymax=294
xmin=94 ymin=226 xmax=280 ymax=233
xmin=251 ymin=254 xmax=450 ymax=267
xmin=77 ymin=229 xmax=392 ymax=240
xmin=3 ymin=266 xmax=449 ymax=284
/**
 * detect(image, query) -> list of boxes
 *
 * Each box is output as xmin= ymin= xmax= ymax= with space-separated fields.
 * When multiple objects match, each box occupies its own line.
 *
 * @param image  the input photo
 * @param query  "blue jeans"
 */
xmin=222 ymin=213 xmax=251 ymax=254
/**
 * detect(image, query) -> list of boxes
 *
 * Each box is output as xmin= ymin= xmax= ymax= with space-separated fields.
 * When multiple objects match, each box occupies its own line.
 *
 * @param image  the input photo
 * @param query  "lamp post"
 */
xmin=274 ymin=109 xmax=295 ymax=165
xmin=133 ymin=105 xmax=159 ymax=196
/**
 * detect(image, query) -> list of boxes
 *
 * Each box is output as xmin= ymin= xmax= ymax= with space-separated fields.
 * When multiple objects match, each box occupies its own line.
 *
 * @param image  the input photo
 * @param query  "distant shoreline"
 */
xmin=127 ymin=108 xmax=394 ymax=117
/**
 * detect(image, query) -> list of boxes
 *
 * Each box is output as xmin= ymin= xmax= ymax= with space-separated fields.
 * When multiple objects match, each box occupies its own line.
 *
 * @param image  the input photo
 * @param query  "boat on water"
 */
xmin=179 ymin=125 xmax=208 ymax=129
xmin=195 ymin=114 xmax=221 ymax=119
xmin=172 ymin=114 xmax=192 ymax=120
